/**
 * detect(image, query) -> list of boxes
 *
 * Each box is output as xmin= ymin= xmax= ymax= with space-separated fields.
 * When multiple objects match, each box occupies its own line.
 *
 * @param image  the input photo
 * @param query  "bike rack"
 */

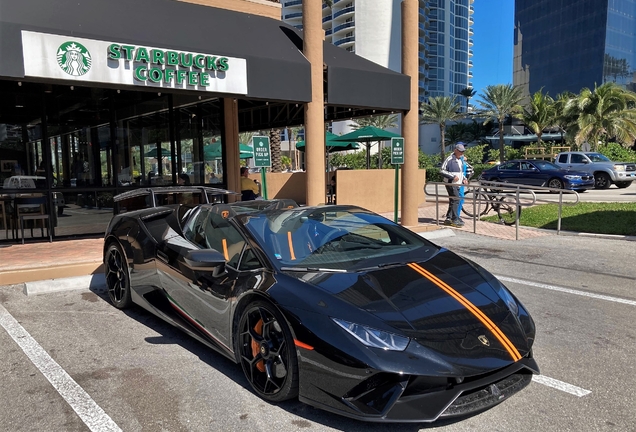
xmin=424 ymin=181 xmax=580 ymax=240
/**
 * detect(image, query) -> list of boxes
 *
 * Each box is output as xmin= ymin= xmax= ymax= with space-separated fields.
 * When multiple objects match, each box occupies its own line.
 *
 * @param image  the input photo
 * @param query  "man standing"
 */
xmin=440 ymin=143 xmax=469 ymax=227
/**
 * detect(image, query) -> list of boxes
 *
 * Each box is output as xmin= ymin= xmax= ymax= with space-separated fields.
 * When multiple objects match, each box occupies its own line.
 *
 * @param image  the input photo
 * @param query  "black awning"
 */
xmin=0 ymin=0 xmax=311 ymax=102
xmin=280 ymin=28 xmax=410 ymax=112
xmin=323 ymin=42 xmax=411 ymax=111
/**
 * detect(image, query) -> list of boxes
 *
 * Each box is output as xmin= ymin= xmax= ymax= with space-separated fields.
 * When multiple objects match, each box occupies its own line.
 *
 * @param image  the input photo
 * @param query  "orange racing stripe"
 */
xmin=287 ymin=231 xmax=296 ymax=260
xmin=221 ymin=238 xmax=229 ymax=261
xmin=407 ymin=263 xmax=522 ymax=361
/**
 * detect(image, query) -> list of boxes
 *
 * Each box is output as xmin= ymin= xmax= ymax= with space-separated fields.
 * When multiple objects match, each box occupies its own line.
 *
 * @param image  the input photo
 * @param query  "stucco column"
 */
xmin=303 ymin=0 xmax=326 ymax=206
xmin=223 ymin=97 xmax=241 ymax=202
xmin=400 ymin=0 xmax=420 ymax=227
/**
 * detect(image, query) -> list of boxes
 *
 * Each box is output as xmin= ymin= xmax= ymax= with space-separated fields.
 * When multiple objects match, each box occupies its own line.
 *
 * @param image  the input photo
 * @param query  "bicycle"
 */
xmin=461 ymin=188 xmax=521 ymax=226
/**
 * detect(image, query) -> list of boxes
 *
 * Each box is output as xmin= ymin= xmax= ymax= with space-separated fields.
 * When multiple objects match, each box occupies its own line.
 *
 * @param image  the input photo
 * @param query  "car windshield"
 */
xmin=241 ymin=206 xmax=437 ymax=270
xmin=585 ymin=153 xmax=610 ymax=162
xmin=532 ymin=161 xmax=560 ymax=170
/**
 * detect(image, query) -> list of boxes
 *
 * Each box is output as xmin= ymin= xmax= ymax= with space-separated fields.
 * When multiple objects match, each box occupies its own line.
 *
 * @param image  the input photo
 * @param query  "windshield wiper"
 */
xmin=280 ymin=266 xmax=347 ymax=273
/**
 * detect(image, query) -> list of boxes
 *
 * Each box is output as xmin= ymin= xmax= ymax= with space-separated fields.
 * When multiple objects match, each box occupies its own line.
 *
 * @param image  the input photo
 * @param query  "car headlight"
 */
xmin=614 ymin=165 xmax=625 ymax=171
xmin=332 ymin=318 xmax=410 ymax=351
xmin=564 ymin=175 xmax=581 ymax=180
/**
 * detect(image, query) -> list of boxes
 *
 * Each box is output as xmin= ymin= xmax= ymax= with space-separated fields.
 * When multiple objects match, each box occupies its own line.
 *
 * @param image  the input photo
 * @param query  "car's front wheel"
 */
xmin=104 ymin=243 xmax=133 ymax=309
xmin=615 ymin=181 xmax=631 ymax=189
xmin=594 ymin=172 xmax=611 ymax=189
xmin=236 ymin=301 xmax=299 ymax=402
xmin=547 ymin=178 xmax=564 ymax=190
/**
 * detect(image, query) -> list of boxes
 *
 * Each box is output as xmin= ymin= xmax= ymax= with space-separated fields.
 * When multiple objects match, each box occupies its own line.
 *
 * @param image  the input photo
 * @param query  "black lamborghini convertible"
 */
xmin=103 ymin=186 xmax=538 ymax=423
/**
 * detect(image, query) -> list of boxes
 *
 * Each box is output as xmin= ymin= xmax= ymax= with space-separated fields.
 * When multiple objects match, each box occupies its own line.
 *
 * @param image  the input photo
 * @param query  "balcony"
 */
xmin=468 ymin=60 xmax=473 ymax=67
xmin=284 ymin=0 xmax=302 ymax=7
xmin=322 ymin=15 xmax=333 ymax=23
xmin=469 ymin=5 xmax=474 ymax=14
xmin=469 ymin=27 xmax=474 ymax=35
xmin=284 ymin=12 xmax=303 ymax=20
xmin=325 ymin=28 xmax=332 ymax=36
xmin=469 ymin=49 xmax=474 ymax=57
xmin=469 ymin=38 xmax=474 ymax=46
xmin=334 ymin=35 xmax=355 ymax=46
xmin=333 ymin=21 xmax=355 ymax=34
xmin=333 ymin=5 xmax=355 ymax=19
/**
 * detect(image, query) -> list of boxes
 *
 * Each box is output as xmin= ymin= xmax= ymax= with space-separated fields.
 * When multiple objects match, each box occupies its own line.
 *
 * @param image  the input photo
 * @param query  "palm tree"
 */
xmin=521 ymin=89 xmax=556 ymax=145
xmin=269 ymin=128 xmax=283 ymax=172
xmin=564 ymin=82 xmax=636 ymax=150
xmin=352 ymin=114 xmax=398 ymax=168
xmin=458 ymin=87 xmax=476 ymax=113
xmin=475 ymin=84 xmax=524 ymax=163
xmin=554 ymin=91 xmax=577 ymax=145
xmin=419 ymin=96 xmax=463 ymax=158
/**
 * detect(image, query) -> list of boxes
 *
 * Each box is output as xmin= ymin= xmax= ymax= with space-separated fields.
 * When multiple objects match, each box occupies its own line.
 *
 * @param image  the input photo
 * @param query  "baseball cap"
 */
xmin=455 ymin=143 xmax=466 ymax=152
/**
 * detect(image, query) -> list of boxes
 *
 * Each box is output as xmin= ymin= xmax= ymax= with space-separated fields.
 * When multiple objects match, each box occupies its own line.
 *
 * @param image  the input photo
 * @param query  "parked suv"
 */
xmin=554 ymin=151 xmax=636 ymax=189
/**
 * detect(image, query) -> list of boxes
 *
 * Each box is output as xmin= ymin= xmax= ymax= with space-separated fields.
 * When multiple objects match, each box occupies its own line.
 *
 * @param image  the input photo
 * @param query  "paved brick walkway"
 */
xmin=0 ymin=201 xmax=550 ymax=284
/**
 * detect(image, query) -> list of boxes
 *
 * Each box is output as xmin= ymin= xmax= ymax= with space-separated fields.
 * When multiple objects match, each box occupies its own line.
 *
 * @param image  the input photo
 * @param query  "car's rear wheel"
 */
xmin=594 ymin=172 xmax=611 ymax=189
xmin=547 ymin=178 xmax=564 ymax=191
xmin=236 ymin=301 xmax=298 ymax=402
xmin=104 ymin=243 xmax=132 ymax=309
xmin=615 ymin=181 xmax=631 ymax=189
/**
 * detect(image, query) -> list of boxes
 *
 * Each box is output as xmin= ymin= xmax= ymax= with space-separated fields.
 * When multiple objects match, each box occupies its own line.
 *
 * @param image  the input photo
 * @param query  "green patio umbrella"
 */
xmin=330 ymin=126 xmax=401 ymax=169
xmin=295 ymin=131 xmax=360 ymax=153
xmin=144 ymin=146 xmax=172 ymax=158
xmin=203 ymin=142 xmax=253 ymax=159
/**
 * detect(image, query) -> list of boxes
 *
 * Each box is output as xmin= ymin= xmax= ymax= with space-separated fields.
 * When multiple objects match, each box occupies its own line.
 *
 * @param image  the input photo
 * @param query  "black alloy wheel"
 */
xmin=594 ymin=172 xmax=611 ymax=189
xmin=236 ymin=301 xmax=299 ymax=402
xmin=105 ymin=243 xmax=133 ymax=309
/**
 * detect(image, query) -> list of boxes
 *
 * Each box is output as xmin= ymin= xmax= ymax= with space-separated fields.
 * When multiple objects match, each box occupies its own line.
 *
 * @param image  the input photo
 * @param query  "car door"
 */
xmin=519 ymin=161 xmax=546 ymax=186
xmin=157 ymin=206 xmax=240 ymax=352
xmin=496 ymin=161 xmax=521 ymax=183
xmin=566 ymin=153 xmax=588 ymax=170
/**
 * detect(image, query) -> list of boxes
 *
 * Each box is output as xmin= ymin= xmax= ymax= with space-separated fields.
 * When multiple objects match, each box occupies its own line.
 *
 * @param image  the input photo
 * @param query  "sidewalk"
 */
xmin=0 ymin=202 xmax=549 ymax=287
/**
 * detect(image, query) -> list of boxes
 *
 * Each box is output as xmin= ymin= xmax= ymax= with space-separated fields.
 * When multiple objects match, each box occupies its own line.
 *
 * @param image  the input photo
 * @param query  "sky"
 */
xmin=469 ymin=0 xmax=515 ymax=97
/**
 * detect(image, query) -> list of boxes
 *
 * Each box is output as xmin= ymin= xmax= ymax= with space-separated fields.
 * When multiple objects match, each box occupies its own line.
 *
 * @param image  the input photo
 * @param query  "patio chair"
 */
xmin=13 ymin=195 xmax=52 ymax=243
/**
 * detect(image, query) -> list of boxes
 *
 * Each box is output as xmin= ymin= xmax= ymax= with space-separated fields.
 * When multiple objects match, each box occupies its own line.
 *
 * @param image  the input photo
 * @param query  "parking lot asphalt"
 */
xmin=2 ymin=231 xmax=636 ymax=431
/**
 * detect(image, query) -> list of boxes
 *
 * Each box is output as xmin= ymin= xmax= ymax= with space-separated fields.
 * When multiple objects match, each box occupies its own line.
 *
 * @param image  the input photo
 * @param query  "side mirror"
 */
xmin=582 ymin=159 xmax=590 ymax=164
xmin=184 ymin=249 xmax=226 ymax=273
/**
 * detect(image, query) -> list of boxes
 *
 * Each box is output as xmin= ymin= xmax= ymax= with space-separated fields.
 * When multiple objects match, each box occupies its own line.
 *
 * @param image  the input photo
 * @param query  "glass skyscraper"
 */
xmin=514 ymin=0 xmax=636 ymax=98
xmin=282 ymin=0 xmax=474 ymax=108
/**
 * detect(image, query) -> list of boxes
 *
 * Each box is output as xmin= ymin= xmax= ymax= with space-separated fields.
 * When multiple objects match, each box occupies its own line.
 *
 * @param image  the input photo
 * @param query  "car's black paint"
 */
xmin=104 ymin=192 xmax=538 ymax=422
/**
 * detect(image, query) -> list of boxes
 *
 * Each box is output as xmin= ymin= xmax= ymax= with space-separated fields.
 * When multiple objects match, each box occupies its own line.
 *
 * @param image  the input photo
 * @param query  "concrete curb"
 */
xmin=24 ymin=274 xmax=106 ymax=296
xmin=418 ymin=228 xmax=455 ymax=240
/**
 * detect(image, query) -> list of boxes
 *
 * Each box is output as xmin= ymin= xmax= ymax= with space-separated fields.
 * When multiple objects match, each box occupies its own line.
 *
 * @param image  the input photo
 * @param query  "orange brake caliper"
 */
xmin=250 ymin=319 xmax=266 ymax=372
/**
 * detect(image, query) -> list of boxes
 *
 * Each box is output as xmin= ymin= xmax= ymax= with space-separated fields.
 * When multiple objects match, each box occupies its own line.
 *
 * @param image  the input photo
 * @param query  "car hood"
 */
xmin=559 ymin=169 xmax=593 ymax=177
xmin=282 ymin=249 xmax=533 ymax=363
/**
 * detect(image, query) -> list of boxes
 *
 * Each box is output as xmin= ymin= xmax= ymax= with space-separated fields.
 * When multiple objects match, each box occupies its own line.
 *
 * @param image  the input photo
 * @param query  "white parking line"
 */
xmin=0 ymin=304 xmax=122 ymax=432
xmin=496 ymin=275 xmax=636 ymax=307
xmin=532 ymin=375 xmax=591 ymax=397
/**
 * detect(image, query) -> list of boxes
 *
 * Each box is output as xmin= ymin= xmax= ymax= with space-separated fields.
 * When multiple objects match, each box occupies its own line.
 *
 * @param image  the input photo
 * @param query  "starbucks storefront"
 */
xmin=0 ymin=0 xmax=410 ymax=242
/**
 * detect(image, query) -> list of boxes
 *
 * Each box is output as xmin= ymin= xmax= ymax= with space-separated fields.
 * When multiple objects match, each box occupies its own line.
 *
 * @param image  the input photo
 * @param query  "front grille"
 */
xmin=625 ymin=164 xmax=635 ymax=172
xmin=440 ymin=372 xmax=532 ymax=417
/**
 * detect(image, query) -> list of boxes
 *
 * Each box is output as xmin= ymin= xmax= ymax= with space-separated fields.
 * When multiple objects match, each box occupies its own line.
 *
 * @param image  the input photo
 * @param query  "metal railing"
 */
xmin=424 ymin=180 xmax=581 ymax=240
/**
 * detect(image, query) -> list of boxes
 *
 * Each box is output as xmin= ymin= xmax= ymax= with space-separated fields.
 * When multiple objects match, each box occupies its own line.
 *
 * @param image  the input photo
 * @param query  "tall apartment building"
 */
xmin=282 ymin=0 xmax=474 ymax=107
xmin=514 ymin=0 xmax=636 ymax=99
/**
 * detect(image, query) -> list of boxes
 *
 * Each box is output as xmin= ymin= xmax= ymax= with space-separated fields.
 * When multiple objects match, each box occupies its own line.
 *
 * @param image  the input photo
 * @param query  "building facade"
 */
xmin=514 ymin=0 xmax=636 ymax=99
xmin=282 ymin=0 xmax=474 ymax=106
xmin=0 ymin=0 xmax=409 ymax=242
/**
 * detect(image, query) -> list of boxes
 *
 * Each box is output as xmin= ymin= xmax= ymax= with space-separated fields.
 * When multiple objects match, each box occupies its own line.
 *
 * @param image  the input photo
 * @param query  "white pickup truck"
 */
xmin=554 ymin=151 xmax=636 ymax=189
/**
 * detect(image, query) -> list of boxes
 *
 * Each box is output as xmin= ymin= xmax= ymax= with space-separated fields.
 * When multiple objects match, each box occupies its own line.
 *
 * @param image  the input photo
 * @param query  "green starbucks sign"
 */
xmin=57 ymin=41 xmax=92 ymax=76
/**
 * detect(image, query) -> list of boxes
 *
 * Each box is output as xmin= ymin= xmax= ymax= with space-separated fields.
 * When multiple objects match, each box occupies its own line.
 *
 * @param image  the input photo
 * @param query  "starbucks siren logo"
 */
xmin=56 ymin=41 xmax=92 ymax=76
